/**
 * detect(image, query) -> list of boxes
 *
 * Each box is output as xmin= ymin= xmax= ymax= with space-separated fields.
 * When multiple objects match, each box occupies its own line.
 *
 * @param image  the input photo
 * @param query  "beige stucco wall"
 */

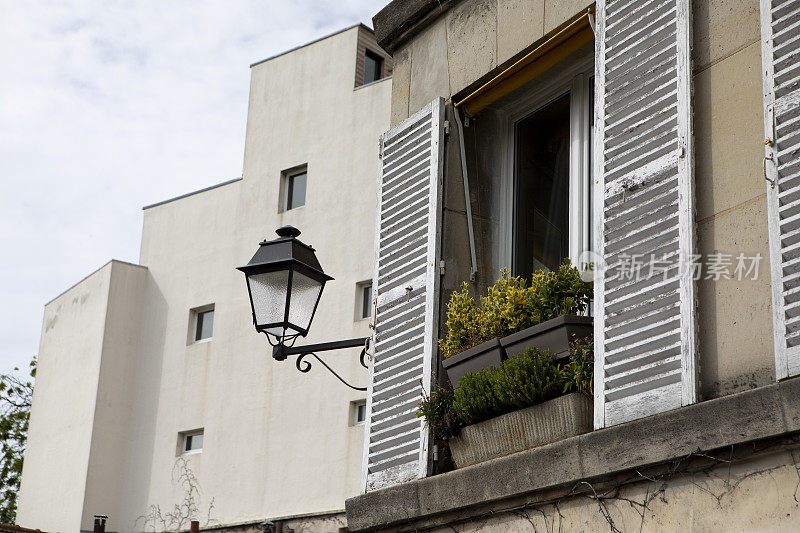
xmin=387 ymin=0 xmax=774 ymax=400
xmin=18 ymin=260 xmax=148 ymax=532
xmin=125 ymin=26 xmax=391 ymax=530
xmin=19 ymin=25 xmax=391 ymax=533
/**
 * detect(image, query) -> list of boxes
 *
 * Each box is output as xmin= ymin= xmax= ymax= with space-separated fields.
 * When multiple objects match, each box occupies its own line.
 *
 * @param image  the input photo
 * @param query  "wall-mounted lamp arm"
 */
xmin=269 ymin=336 xmax=370 ymax=391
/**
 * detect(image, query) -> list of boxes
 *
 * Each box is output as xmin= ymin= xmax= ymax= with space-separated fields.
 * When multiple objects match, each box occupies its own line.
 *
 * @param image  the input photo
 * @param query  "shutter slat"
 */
xmin=764 ymin=0 xmax=800 ymax=378
xmin=594 ymin=0 xmax=697 ymax=428
xmin=362 ymin=98 xmax=444 ymax=492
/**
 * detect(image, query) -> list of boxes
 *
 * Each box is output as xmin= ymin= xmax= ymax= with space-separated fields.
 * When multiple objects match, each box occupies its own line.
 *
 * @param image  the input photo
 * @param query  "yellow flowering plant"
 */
xmin=439 ymin=260 xmax=592 ymax=359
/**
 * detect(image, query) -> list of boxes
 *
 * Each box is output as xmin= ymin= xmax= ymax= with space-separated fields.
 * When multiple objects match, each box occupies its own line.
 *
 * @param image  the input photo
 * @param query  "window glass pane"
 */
xmin=195 ymin=310 xmax=214 ymax=341
xmin=287 ymin=171 xmax=306 ymax=210
xmin=513 ymin=92 xmax=571 ymax=278
xmin=356 ymin=403 xmax=366 ymax=423
xmin=185 ymin=432 xmax=203 ymax=451
xmin=364 ymin=53 xmax=381 ymax=84
xmin=361 ymin=284 xmax=372 ymax=319
xmin=249 ymin=271 xmax=289 ymax=335
xmin=287 ymin=271 xmax=323 ymax=332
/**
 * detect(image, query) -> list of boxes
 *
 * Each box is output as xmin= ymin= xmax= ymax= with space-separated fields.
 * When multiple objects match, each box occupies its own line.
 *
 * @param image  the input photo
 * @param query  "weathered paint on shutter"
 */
xmin=361 ymin=98 xmax=444 ymax=492
xmin=593 ymin=0 xmax=697 ymax=428
xmin=762 ymin=0 xmax=800 ymax=380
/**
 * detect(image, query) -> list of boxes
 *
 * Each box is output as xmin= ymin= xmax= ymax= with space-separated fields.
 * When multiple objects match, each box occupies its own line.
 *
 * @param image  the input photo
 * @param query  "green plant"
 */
xmin=439 ymin=262 xmax=593 ymax=359
xmin=528 ymin=260 xmax=593 ymax=323
xmin=0 ymin=356 xmax=35 ymax=524
xmin=452 ymin=348 xmax=564 ymax=425
xmin=451 ymin=367 xmax=505 ymax=425
xmin=478 ymin=270 xmax=534 ymax=340
xmin=563 ymin=335 xmax=594 ymax=396
xmin=493 ymin=349 xmax=563 ymax=410
xmin=438 ymin=283 xmax=483 ymax=360
xmin=416 ymin=383 xmax=463 ymax=440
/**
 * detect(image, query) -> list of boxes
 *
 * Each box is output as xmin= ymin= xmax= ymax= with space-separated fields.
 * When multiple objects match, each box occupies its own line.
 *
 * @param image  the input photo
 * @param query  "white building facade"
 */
xmin=18 ymin=24 xmax=392 ymax=533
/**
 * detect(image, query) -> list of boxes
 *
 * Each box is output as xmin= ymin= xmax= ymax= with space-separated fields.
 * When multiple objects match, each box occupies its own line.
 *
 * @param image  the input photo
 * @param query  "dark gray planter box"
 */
xmin=501 ymin=315 xmax=593 ymax=362
xmin=442 ymin=315 xmax=593 ymax=388
xmin=449 ymin=392 xmax=593 ymax=468
xmin=442 ymin=338 xmax=505 ymax=389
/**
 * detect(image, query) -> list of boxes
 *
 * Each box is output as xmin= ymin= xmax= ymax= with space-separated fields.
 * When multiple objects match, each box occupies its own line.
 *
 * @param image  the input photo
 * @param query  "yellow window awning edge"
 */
xmin=454 ymin=9 xmax=595 ymax=116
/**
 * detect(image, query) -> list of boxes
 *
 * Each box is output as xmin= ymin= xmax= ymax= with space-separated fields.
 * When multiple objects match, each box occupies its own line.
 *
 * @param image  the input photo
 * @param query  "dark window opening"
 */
xmin=355 ymin=401 xmax=367 ymax=424
xmin=184 ymin=431 xmax=203 ymax=453
xmin=513 ymin=92 xmax=571 ymax=279
xmin=364 ymin=51 xmax=382 ymax=84
xmin=195 ymin=309 xmax=214 ymax=341
xmin=287 ymin=171 xmax=307 ymax=210
xmin=361 ymin=283 xmax=372 ymax=320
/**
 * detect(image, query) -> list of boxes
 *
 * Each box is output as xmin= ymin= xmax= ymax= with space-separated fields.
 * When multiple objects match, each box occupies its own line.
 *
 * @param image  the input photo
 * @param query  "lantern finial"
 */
xmin=276 ymin=225 xmax=301 ymax=238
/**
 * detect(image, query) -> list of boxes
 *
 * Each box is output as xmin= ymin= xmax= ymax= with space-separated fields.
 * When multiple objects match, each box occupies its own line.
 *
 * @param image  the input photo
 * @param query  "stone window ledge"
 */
xmin=345 ymin=376 xmax=800 ymax=532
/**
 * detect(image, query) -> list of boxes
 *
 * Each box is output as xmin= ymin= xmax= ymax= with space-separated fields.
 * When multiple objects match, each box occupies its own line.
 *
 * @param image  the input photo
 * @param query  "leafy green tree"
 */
xmin=0 ymin=356 xmax=36 ymax=524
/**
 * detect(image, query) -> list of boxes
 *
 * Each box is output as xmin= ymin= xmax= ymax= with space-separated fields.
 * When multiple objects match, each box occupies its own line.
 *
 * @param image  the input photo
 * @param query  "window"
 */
xmin=180 ymin=430 xmax=204 ymax=455
xmin=282 ymin=167 xmax=307 ymax=211
xmin=189 ymin=305 xmax=214 ymax=344
xmin=352 ymin=400 xmax=367 ymax=426
xmin=195 ymin=309 xmax=214 ymax=341
xmin=358 ymin=282 xmax=373 ymax=320
xmin=497 ymin=53 xmax=594 ymax=280
xmin=364 ymin=51 xmax=382 ymax=84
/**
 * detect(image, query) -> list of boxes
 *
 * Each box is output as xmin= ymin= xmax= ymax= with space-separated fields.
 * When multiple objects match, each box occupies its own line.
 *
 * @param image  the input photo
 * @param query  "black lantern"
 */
xmin=237 ymin=226 xmax=333 ymax=344
xmin=238 ymin=226 xmax=369 ymax=390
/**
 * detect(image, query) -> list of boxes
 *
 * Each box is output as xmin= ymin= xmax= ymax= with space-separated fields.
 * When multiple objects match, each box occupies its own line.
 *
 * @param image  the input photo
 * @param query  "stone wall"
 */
xmin=381 ymin=0 xmax=774 ymax=400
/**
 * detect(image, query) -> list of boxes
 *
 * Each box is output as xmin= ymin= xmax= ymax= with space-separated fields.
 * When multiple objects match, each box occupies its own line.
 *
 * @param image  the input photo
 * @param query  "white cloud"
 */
xmin=0 ymin=0 xmax=384 ymax=372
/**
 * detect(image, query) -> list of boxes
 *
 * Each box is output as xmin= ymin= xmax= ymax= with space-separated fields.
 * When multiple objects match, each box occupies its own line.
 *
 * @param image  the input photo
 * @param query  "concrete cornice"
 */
xmin=372 ymin=0 xmax=464 ymax=54
xmin=346 ymin=375 xmax=800 ymax=531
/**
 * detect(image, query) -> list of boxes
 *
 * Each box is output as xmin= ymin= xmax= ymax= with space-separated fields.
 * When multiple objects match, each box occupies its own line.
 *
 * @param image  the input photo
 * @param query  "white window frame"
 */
xmin=351 ymin=399 xmax=367 ymax=426
xmin=179 ymin=429 xmax=204 ymax=456
xmin=188 ymin=304 xmax=214 ymax=345
xmin=280 ymin=165 xmax=308 ymax=212
xmin=356 ymin=281 xmax=373 ymax=321
xmin=495 ymin=51 xmax=594 ymax=272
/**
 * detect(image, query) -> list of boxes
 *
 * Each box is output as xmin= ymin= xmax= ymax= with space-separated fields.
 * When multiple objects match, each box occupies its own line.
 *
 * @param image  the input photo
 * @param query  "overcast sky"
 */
xmin=0 ymin=1 xmax=381 ymax=374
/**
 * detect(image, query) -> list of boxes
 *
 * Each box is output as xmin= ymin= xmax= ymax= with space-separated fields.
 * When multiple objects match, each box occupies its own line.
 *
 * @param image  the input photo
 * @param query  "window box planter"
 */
xmin=501 ymin=315 xmax=593 ymax=362
xmin=448 ymin=392 xmax=592 ymax=468
xmin=442 ymin=338 xmax=505 ymax=389
xmin=442 ymin=315 xmax=593 ymax=388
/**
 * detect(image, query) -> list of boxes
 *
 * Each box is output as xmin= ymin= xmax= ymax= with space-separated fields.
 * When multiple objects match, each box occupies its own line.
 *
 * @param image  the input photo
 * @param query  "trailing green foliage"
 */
xmin=563 ymin=335 xmax=594 ymax=396
xmin=0 ymin=356 xmax=36 ymax=524
xmin=452 ymin=349 xmax=563 ymax=425
xmin=439 ymin=261 xmax=592 ymax=359
xmin=415 ymin=383 xmax=462 ymax=441
xmin=418 ymin=339 xmax=595 ymax=432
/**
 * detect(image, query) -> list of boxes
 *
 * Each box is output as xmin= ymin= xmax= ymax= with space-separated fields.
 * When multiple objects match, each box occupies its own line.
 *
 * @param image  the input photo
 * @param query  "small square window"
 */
xmin=352 ymin=400 xmax=367 ymax=426
xmin=360 ymin=283 xmax=373 ymax=320
xmin=285 ymin=170 xmax=307 ymax=211
xmin=195 ymin=309 xmax=214 ymax=341
xmin=181 ymin=430 xmax=204 ymax=455
xmin=364 ymin=51 xmax=383 ymax=84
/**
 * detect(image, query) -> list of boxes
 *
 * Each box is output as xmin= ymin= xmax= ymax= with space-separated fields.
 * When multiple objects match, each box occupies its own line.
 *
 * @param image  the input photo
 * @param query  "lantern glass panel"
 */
xmin=248 ymin=270 xmax=289 ymax=333
xmin=288 ymin=270 xmax=324 ymax=332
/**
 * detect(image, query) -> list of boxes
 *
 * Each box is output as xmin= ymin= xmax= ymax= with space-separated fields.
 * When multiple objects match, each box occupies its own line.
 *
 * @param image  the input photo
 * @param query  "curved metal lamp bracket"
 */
xmin=266 ymin=334 xmax=370 ymax=391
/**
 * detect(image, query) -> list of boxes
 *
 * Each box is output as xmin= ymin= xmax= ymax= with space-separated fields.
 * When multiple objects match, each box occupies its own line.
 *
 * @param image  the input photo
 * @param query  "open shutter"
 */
xmin=362 ymin=98 xmax=444 ymax=492
xmin=762 ymin=0 xmax=800 ymax=380
xmin=593 ymin=0 xmax=697 ymax=428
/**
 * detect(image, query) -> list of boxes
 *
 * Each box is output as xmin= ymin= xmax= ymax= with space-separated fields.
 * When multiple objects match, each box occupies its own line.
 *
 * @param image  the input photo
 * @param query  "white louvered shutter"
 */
xmin=361 ymin=98 xmax=444 ymax=492
xmin=762 ymin=0 xmax=800 ymax=380
xmin=593 ymin=0 xmax=697 ymax=428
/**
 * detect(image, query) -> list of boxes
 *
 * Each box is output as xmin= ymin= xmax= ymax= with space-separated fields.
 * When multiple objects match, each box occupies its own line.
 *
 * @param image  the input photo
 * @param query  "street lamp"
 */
xmin=238 ymin=226 xmax=369 ymax=390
